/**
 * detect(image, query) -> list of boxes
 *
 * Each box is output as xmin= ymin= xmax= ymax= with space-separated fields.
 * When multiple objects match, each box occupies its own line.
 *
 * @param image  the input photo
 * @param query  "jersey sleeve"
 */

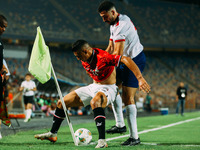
xmin=21 ymin=81 xmax=25 ymax=88
xmin=114 ymin=21 xmax=129 ymax=42
xmin=32 ymin=81 xmax=36 ymax=88
xmin=109 ymin=27 xmax=113 ymax=41
xmin=106 ymin=53 xmax=121 ymax=67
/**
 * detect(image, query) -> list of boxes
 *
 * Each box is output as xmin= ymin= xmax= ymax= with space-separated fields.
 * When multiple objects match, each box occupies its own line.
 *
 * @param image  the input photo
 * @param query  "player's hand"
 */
xmin=24 ymin=88 xmax=29 ymax=92
xmin=1 ymin=69 xmax=7 ymax=83
xmin=138 ymin=77 xmax=151 ymax=93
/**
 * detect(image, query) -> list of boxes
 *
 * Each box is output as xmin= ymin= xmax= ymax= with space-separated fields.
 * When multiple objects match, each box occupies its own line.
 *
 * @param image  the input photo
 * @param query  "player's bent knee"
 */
xmin=90 ymin=92 xmax=107 ymax=109
xmin=90 ymin=99 xmax=99 ymax=110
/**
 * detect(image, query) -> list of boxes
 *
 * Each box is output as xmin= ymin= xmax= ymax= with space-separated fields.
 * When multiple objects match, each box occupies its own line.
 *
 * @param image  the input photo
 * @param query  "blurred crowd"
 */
xmin=33 ymin=92 xmax=92 ymax=117
xmin=0 ymin=0 xmax=199 ymax=46
xmin=1 ymin=0 xmax=199 ymax=116
xmin=3 ymin=48 xmax=200 ymax=117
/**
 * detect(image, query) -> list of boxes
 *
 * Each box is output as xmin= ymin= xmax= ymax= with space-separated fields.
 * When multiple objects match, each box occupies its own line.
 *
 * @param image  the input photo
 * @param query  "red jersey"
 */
xmin=81 ymin=48 xmax=121 ymax=82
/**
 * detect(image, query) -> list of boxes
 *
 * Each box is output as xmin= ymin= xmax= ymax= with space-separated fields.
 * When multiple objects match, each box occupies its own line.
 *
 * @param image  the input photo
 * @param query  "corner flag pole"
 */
xmin=51 ymin=63 xmax=78 ymax=146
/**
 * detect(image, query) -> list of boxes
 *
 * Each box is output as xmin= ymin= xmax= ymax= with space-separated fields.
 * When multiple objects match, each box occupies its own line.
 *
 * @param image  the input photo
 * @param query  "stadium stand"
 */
xmin=4 ymin=48 xmax=200 ymax=112
xmin=0 ymin=0 xmax=199 ymax=114
xmin=128 ymin=0 xmax=200 ymax=46
xmin=143 ymin=52 xmax=200 ymax=110
xmin=0 ymin=0 xmax=199 ymax=46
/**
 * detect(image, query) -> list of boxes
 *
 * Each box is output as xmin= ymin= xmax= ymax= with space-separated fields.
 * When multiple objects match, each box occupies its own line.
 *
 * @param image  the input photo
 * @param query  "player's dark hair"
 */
xmin=98 ymin=1 xmax=115 ymax=13
xmin=0 ymin=14 xmax=7 ymax=26
xmin=25 ymin=73 xmax=32 ymax=77
xmin=72 ymin=40 xmax=88 ymax=52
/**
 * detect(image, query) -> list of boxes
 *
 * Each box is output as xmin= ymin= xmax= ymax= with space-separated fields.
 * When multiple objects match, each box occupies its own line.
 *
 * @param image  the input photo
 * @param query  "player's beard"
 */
xmin=109 ymin=18 xmax=115 ymax=25
xmin=109 ymin=16 xmax=118 ymax=26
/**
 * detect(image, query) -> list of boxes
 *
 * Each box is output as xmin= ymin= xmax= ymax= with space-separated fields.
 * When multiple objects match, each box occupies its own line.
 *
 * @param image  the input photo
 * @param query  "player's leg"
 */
xmin=176 ymin=100 xmax=181 ymax=115
xmin=90 ymin=91 xmax=108 ymax=148
xmin=34 ymin=91 xmax=83 ymax=142
xmin=50 ymin=91 xmax=83 ymax=134
xmin=120 ymin=52 xmax=146 ymax=146
xmin=181 ymin=100 xmax=185 ymax=116
xmin=106 ymin=93 xmax=126 ymax=134
xmin=24 ymin=104 xmax=27 ymax=120
xmin=23 ymin=96 xmax=28 ymax=122
xmin=24 ymin=102 xmax=32 ymax=122
xmin=93 ymin=84 xmax=118 ymax=148
xmin=106 ymin=71 xmax=126 ymax=134
xmin=25 ymin=96 xmax=34 ymax=122
xmin=121 ymin=86 xmax=140 ymax=146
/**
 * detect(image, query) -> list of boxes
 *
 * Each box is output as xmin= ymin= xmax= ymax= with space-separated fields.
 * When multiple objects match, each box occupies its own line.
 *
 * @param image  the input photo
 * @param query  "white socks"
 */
xmin=25 ymin=110 xmax=27 ymax=119
xmin=26 ymin=109 xmax=32 ymax=119
xmin=126 ymin=104 xmax=139 ymax=139
xmin=111 ymin=94 xmax=125 ymax=128
xmin=111 ymin=95 xmax=139 ymax=139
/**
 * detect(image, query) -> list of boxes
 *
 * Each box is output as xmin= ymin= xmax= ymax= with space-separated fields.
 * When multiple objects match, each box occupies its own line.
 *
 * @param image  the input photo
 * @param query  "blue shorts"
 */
xmin=116 ymin=51 xmax=146 ymax=88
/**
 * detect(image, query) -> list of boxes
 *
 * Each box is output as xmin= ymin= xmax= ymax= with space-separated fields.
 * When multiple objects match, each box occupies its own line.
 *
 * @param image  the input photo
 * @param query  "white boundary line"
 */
xmin=141 ymin=142 xmax=200 ymax=147
xmin=106 ymin=117 xmax=200 ymax=142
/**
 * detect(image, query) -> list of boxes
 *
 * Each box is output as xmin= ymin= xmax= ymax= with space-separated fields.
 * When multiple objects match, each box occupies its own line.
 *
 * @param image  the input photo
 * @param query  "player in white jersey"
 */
xmin=19 ymin=73 xmax=37 ymax=122
xmin=98 ymin=1 xmax=149 ymax=146
xmin=109 ymin=14 xmax=143 ymax=58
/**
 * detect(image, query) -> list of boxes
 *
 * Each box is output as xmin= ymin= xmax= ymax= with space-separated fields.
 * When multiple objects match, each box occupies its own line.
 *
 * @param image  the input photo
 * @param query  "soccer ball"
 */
xmin=74 ymin=128 xmax=92 ymax=145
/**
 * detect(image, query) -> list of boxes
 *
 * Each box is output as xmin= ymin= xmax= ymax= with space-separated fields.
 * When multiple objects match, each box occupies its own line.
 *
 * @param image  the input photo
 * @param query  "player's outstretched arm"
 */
xmin=120 ymin=56 xmax=151 ymax=93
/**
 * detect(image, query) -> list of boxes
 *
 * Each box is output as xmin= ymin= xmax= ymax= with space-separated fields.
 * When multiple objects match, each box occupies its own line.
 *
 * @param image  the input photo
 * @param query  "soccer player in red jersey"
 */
xmin=34 ymin=40 xmax=150 ymax=148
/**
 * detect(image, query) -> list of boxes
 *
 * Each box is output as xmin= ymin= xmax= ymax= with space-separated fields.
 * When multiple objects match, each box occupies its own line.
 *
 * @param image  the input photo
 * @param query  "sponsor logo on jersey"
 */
xmin=86 ymin=66 xmax=100 ymax=76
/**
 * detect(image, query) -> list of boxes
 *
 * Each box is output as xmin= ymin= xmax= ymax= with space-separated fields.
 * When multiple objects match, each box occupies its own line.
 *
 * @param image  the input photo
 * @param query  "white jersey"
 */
xmin=20 ymin=80 xmax=36 ymax=96
xmin=110 ymin=14 xmax=143 ymax=58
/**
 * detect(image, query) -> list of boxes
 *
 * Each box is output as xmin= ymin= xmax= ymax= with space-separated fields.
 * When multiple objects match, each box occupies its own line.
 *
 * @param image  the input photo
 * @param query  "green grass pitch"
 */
xmin=0 ymin=111 xmax=200 ymax=150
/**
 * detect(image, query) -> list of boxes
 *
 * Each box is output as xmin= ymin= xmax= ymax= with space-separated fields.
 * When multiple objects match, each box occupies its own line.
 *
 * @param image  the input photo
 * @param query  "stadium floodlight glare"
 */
xmin=29 ymin=27 xmax=78 ymax=146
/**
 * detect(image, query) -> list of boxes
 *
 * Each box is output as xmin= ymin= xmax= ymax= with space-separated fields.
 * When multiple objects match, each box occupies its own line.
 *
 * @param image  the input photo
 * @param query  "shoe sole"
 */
xmin=121 ymin=142 xmax=140 ymax=146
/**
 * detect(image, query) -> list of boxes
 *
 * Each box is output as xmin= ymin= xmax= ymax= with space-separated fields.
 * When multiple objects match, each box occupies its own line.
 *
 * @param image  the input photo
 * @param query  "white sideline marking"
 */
xmin=106 ymin=117 xmax=200 ymax=142
xmin=142 ymin=143 xmax=200 ymax=147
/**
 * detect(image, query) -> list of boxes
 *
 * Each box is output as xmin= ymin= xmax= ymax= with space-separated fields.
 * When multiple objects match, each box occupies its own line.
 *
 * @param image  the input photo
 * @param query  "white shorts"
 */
xmin=75 ymin=83 xmax=118 ymax=106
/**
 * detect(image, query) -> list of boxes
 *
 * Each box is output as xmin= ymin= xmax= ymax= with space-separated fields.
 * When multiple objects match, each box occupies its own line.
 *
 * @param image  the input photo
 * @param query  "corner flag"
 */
xmin=28 ymin=27 xmax=51 ymax=84
xmin=28 ymin=27 xmax=78 ymax=145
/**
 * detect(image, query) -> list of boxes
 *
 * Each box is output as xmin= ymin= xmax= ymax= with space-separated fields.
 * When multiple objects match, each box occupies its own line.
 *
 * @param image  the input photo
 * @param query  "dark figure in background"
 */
xmin=0 ymin=14 xmax=9 ymax=138
xmin=0 ymin=15 xmax=8 ymax=103
xmin=176 ymin=82 xmax=187 ymax=116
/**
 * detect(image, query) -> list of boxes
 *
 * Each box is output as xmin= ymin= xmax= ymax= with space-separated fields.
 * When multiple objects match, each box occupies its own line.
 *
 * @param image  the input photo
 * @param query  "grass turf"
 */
xmin=0 ymin=111 xmax=199 ymax=150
